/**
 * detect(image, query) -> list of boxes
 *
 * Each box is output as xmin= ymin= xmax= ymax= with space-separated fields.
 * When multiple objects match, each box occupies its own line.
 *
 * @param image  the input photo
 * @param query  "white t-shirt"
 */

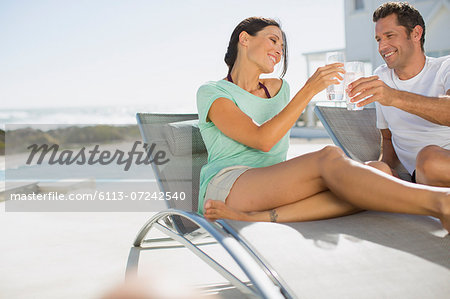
xmin=374 ymin=55 xmax=450 ymax=174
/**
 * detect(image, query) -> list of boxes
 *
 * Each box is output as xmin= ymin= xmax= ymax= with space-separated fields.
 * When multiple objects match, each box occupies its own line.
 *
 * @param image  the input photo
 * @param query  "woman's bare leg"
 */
xmin=318 ymin=147 xmax=448 ymax=213
xmin=204 ymin=190 xmax=361 ymax=222
xmin=203 ymin=146 xmax=450 ymax=230
xmin=204 ymin=155 xmax=394 ymax=222
xmin=365 ymin=161 xmax=395 ymax=176
xmin=223 ymin=149 xmax=334 ymax=212
xmin=317 ymin=146 xmax=450 ymax=230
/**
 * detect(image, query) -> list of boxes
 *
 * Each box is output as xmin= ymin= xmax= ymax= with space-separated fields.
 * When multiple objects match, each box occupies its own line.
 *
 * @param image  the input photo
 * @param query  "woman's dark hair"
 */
xmin=373 ymin=2 xmax=425 ymax=51
xmin=224 ymin=17 xmax=288 ymax=77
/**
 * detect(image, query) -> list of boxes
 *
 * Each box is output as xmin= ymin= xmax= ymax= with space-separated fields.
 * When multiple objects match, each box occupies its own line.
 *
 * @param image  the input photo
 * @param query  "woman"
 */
xmin=196 ymin=17 xmax=449 ymax=231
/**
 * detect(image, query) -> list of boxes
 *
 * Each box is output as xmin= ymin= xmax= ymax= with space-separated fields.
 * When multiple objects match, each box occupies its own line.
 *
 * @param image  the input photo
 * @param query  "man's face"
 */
xmin=375 ymin=14 xmax=416 ymax=70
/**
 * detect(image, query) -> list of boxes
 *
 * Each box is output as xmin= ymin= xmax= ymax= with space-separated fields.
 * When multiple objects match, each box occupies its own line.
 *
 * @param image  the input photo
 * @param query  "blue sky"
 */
xmin=0 ymin=0 xmax=345 ymax=111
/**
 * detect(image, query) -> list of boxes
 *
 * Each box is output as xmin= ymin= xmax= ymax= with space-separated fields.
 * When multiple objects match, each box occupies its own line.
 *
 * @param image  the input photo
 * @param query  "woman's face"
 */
xmin=245 ymin=25 xmax=284 ymax=73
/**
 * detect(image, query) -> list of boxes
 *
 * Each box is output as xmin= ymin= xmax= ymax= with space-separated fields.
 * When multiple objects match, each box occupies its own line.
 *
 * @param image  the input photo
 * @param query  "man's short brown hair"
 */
xmin=373 ymin=2 xmax=425 ymax=51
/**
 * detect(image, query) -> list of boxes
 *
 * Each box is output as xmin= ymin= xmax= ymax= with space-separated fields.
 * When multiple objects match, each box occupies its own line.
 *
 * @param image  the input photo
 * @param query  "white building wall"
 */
xmin=426 ymin=5 xmax=450 ymax=55
xmin=301 ymin=0 xmax=449 ymax=126
xmin=344 ymin=0 xmax=375 ymax=63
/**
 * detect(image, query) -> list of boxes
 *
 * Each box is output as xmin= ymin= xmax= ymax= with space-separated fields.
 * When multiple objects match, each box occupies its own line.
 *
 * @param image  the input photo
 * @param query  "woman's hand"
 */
xmin=303 ymin=63 xmax=345 ymax=96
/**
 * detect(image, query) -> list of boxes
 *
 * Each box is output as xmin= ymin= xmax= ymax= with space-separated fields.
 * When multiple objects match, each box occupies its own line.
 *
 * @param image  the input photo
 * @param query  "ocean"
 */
xmin=0 ymin=104 xmax=197 ymax=184
xmin=0 ymin=104 xmax=196 ymax=128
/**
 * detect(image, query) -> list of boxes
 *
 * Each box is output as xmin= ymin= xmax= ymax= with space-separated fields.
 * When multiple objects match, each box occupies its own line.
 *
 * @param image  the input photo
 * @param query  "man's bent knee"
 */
xmin=417 ymin=145 xmax=442 ymax=161
xmin=416 ymin=145 xmax=445 ymax=175
xmin=416 ymin=145 xmax=450 ymax=187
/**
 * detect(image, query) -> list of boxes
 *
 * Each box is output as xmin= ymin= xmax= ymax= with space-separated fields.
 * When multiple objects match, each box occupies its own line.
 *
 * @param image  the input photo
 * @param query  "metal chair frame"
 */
xmin=127 ymin=113 xmax=292 ymax=299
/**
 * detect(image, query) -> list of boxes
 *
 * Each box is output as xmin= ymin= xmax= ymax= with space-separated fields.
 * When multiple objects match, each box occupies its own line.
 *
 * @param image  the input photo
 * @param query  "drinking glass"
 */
xmin=325 ymin=51 xmax=345 ymax=101
xmin=344 ymin=61 xmax=365 ymax=111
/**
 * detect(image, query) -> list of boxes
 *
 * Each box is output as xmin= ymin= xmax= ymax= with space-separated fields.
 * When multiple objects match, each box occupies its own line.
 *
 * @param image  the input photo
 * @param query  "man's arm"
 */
xmin=348 ymin=77 xmax=450 ymax=126
xmin=379 ymin=128 xmax=400 ymax=170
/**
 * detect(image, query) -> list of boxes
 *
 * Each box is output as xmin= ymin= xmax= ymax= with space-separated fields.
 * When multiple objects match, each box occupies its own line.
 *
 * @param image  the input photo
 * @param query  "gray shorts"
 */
xmin=204 ymin=165 xmax=252 ymax=203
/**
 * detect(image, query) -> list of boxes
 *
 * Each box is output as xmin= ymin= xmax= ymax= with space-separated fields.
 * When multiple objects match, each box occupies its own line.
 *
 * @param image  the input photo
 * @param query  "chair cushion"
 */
xmin=163 ymin=119 xmax=207 ymax=156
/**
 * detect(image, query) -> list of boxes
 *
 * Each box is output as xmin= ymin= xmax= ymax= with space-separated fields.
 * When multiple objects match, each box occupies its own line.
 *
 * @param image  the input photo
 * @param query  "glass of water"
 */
xmin=344 ymin=61 xmax=365 ymax=111
xmin=325 ymin=51 xmax=345 ymax=101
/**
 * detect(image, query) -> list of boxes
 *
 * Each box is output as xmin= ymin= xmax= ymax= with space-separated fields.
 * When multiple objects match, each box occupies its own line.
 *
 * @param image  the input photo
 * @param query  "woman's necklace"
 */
xmin=227 ymin=73 xmax=271 ymax=98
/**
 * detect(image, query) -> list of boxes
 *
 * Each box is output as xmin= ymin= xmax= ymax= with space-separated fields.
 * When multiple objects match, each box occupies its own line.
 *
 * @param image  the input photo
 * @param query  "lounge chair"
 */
xmin=127 ymin=112 xmax=450 ymax=299
xmin=314 ymin=105 xmax=412 ymax=181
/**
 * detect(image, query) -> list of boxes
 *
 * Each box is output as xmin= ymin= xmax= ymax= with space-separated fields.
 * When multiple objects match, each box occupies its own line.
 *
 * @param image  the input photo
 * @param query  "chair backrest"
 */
xmin=314 ymin=106 xmax=411 ymax=181
xmin=314 ymin=106 xmax=381 ymax=162
xmin=136 ymin=113 xmax=208 ymax=233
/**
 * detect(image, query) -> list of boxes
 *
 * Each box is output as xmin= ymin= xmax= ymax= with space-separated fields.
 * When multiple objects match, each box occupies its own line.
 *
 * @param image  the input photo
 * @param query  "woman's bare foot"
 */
xmin=203 ymin=199 xmax=273 ymax=222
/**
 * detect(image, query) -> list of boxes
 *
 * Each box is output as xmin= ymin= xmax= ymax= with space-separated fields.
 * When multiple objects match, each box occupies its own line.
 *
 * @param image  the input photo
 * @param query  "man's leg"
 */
xmin=416 ymin=145 xmax=450 ymax=187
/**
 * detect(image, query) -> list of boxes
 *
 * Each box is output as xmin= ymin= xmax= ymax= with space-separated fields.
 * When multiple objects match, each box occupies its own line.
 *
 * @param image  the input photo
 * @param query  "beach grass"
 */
xmin=0 ymin=129 xmax=4 ymax=155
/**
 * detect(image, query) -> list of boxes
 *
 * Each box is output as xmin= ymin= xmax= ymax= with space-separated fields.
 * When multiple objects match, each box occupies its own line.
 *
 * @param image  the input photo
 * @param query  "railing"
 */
xmin=296 ymin=100 xmax=346 ymax=127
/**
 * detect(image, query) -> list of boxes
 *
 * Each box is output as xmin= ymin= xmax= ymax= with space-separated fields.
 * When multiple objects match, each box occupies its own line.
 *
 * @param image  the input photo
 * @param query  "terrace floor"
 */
xmin=0 ymin=138 xmax=332 ymax=299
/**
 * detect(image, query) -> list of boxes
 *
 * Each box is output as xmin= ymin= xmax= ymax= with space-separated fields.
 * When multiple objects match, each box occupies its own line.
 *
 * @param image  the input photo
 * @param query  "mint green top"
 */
xmin=196 ymin=79 xmax=291 ymax=214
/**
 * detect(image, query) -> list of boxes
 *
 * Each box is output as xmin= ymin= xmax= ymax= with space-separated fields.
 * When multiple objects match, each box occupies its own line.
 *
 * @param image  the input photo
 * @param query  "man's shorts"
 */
xmin=204 ymin=165 xmax=252 ymax=203
xmin=411 ymin=170 xmax=417 ymax=183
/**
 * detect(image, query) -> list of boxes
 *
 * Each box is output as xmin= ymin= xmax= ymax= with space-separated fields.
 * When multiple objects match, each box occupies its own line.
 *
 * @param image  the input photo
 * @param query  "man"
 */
xmin=348 ymin=2 xmax=450 ymax=187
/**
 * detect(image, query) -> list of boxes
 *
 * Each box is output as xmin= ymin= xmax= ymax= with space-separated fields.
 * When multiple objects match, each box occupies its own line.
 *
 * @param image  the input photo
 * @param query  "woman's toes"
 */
xmin=203 ymin=199 xmax=249 ymax=221
xmin=209 ymin=200 xmax=226 ymax=209
xmin=204 ymin=199 xmax=213 ymax=209
xmin=204 ymin=199 xmax=224 ymax=210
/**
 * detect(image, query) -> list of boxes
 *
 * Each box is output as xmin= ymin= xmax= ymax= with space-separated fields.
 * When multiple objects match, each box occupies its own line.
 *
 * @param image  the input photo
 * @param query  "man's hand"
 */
xmin=347 ymin=76 xmax=399 ymax=108
xmin=348 ymin=76 xmax=450 ymax=125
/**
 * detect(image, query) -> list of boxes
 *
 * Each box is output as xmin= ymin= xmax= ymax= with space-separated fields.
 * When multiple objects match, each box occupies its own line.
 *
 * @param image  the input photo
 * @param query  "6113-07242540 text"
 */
xmin=9 ymin=191 xmax=186 ymax=201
